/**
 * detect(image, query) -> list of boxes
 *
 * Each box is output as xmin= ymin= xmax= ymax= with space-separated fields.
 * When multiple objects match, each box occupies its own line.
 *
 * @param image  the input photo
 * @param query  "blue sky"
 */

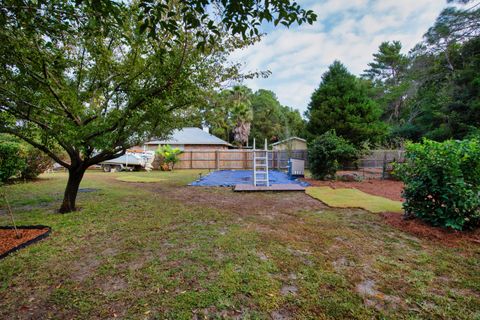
xmin=229 ymin=0 xmax=449 ymax=114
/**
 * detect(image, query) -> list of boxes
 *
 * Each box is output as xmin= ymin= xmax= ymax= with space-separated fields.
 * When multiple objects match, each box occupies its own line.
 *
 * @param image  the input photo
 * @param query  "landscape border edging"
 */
xmin=0 ymin=225 xmax=51 ymax=260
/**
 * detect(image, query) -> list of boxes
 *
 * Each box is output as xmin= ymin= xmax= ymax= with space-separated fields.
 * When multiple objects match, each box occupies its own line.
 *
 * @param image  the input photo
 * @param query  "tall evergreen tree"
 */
xmin=363 ymin=41 xmax=410 ymax=121
xmin=306 ymin=61 xmax=387 ymax=147
xmin=364 ymin=41 xmax=408 ymax=84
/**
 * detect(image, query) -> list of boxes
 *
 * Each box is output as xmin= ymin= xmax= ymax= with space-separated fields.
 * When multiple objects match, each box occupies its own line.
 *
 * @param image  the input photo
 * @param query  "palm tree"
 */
xmin=230 ymin=86 xmax=253 ymax=147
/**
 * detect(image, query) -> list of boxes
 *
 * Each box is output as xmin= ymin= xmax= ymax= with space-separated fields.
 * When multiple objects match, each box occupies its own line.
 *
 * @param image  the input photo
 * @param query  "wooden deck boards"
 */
xmin=234 ymin=184 xmax=305 ymax=192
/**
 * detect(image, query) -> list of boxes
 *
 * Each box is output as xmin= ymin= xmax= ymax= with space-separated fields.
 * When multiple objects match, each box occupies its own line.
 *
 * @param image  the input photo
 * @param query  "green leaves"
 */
xmin=249 ymin=89 xmax=306 ymax=145
xmin=307 ymin=130 xmax=358 ymax=180
xmin=135 ymin=0 xmax=317 ymax=50
xmin=156 ymin=145 xmax=183 ymax=170
xmin=383 ymin=3 xmax=480 ymax=142
xmin=395 ymin=138 xmax=480 ymax=230
xmin=0 ymin=139 xmax=26 ymax=182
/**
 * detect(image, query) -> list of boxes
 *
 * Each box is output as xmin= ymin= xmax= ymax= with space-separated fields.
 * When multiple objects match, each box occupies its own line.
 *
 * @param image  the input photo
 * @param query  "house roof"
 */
xmin=270 ymin=137 xmax=306 ymax=146
xmin=145 ymin=127 xmax=231 ymax=146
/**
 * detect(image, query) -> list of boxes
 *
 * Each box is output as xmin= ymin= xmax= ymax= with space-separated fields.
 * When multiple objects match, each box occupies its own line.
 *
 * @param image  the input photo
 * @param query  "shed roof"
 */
xmin=145 ymin=127 xmax=231 ymax=146
xmin=270 ymin=137 xmax=306 ymax=146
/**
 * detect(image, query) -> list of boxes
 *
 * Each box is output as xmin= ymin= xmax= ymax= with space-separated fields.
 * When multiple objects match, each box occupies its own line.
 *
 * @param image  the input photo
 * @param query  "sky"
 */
xmin=229 ymin=0 xmax=449 ymax=114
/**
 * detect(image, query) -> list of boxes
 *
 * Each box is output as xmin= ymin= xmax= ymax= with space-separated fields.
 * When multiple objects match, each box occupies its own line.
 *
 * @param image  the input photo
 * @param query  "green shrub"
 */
xmin=395 ymin=139 xmax=480 ymax=230
xmin=0 ymin=141 xmax=26 ymax=182
xmin=20 ymin=146 xmax=54 ymax=179
xmin=308 ymin=130 xmax=358 ymax=180
xmin=156 ymin=145 xmax=183 ymax=171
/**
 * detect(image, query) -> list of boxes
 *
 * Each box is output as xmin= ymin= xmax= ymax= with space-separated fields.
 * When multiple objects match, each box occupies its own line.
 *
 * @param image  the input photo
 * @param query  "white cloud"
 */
xmin=230 ymin=0 xmax=448 ymax=114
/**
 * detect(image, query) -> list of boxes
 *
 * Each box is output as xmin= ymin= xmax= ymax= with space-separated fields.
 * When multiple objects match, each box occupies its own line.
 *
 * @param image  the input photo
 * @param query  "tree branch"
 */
xmin=40 ymin=61 xmax=82 ymax=126
xmin=85 ymin=147 xmax=127 ymax=166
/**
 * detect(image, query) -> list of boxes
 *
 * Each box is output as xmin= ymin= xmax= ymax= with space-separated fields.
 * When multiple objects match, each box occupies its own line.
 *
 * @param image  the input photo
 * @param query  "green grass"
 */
xmin=116 ymin=175 xmax=166 ymax=183
xmin=112 ymin=169 xmax=208 ymax=186
xmin=0 ymin=170 xmax=478 ymax=319
xmin=306 ymin=186 xmax=404 ymax=213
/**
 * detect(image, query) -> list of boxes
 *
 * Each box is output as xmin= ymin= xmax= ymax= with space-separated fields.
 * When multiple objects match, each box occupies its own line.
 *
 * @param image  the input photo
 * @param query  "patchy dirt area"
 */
xmin=134 ymin=174 xmax=480 ymax=249
xmin=303 ymin=178 xmax=404 ymax=202
xmin=382 ymin=212 xmax=480 ymax=246
xmin=0 ymin=227 xmax=50 ymax=257
xmin=147 ymin=184 xmax=325 ymax=218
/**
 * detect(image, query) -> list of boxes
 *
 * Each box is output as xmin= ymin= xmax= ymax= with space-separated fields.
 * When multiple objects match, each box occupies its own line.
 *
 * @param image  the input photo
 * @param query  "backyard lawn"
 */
xmin=0 ymin=170 xmax=479 ymax=319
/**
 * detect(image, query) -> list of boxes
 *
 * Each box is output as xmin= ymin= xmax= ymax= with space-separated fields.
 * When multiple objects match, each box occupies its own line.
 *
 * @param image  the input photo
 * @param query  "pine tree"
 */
xmin=363 ymin=41 xmax=410 ymax=121
xmin=306 ymin=61 xmax=387 ymax=147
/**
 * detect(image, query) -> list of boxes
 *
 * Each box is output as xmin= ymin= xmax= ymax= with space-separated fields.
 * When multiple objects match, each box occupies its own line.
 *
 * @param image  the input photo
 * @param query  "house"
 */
xmin=270 ymin=137 xmax=307 ymax=151
xmin=143 ymin=127 xmax=231 ymax=151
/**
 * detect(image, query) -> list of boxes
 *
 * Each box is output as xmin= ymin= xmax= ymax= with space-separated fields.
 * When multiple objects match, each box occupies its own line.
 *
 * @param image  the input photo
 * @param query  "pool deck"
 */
xmin=234 ymin=184 xmax=306 ymax=192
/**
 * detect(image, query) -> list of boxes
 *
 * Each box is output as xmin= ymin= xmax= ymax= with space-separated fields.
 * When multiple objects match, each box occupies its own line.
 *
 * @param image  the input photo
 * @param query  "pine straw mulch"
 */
xmin=382 ymin=213 xmax=480 ymax=247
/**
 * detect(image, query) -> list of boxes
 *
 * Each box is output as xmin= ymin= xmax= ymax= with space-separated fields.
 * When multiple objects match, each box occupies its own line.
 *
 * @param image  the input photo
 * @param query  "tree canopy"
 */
xmin=363 ymin=41 xmax=409 ymax=122
xmin=306 ymin=61 xmax=387 ymax=147
xmin=250 ymin=90 xmax=306 ymax=147
xmin=363 ymin=2 xmax=480 ymax=142
xmin=197 ymin=87 xmax=306 ymax=147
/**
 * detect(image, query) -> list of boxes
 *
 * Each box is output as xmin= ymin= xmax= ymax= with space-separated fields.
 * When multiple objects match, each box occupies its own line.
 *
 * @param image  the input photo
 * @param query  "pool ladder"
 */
xmin=253 ymin=138 xmax=270 ymax=187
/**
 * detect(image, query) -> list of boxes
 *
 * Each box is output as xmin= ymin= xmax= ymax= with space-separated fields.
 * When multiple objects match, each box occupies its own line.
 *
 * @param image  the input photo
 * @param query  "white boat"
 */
xmin=100 ymin=151 xmax=155 ymax=172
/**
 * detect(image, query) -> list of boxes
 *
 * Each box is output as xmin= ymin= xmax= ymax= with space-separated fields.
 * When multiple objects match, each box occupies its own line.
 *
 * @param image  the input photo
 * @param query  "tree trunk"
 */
xmin=59 ymin=165 xmax=87 ymax=213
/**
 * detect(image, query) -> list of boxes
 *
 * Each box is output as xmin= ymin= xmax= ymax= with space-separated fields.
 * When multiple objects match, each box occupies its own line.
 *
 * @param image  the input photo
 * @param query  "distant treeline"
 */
xmin=306 ymin=2 xmax=480 ymax=148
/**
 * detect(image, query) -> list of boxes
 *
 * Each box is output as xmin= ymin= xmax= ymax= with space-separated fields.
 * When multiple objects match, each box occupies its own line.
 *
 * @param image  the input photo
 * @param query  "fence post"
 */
xmin=381 ymin=152 xmax=387 ymax=180
xmin=190 ymin=151 xmax=193 ymax=169
xmin=215 ymin=150 xmax=219 ymax=170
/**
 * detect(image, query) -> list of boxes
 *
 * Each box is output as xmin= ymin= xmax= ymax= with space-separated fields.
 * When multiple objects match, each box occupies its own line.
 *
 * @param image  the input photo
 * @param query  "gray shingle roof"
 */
xmin=145 ymin=127 xmax=230 ymax=146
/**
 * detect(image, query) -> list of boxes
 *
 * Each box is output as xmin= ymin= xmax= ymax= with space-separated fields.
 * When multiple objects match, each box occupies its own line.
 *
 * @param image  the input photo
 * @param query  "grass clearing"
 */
xmin=116 ymin=175 xmax=166 ymax=183
xmin=306 ymin=186 xmax=404 ymax=213
xmin=0 ymin=170 xmax=478 ymax=319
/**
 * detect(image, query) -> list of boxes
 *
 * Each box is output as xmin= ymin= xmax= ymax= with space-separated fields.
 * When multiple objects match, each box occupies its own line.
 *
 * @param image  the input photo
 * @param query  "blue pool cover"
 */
xmin=189 ymin=170 xmax=310 ymax=187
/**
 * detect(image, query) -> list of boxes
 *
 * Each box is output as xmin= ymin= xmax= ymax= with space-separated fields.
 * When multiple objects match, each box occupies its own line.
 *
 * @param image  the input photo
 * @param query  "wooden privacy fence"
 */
xmin=354 ymin=150 xmax=405 ymax=169
xmin=159 ymin=149 xmax=404 ymax=170
xmin=169 ymin=150 xmax=308 ymax=170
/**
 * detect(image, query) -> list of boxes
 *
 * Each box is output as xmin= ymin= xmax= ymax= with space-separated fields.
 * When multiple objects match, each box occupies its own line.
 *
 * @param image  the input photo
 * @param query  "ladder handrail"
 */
xmin=252 ymin=138 xmax=269 ymax=187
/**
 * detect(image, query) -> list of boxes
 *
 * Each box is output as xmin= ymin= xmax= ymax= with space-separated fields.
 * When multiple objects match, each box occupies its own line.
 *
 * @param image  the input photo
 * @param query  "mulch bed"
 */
xmin=303 ymin=177 xmax=480 ymax=246
xmin=303 ymin=178 xmax=404 ymax=202
xmin=0 ymin=226 xmax=51 ymax=259
xmin=382 ymin=213 xmax=480 ymax=246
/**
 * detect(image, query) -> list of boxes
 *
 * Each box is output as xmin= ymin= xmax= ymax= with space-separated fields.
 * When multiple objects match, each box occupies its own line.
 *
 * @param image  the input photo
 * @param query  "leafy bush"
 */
xmin=20 ymin=146 xmax=54 ymax=179
xmin=395 ymin=139 xmax=480 ymax=230
xmin=156 ymin=145 xmax=183 ymax=171
xmin=0 ymin=141 xmax=26 ymax=182
xmin=308 ymin=130 xmax=358 ymax=180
